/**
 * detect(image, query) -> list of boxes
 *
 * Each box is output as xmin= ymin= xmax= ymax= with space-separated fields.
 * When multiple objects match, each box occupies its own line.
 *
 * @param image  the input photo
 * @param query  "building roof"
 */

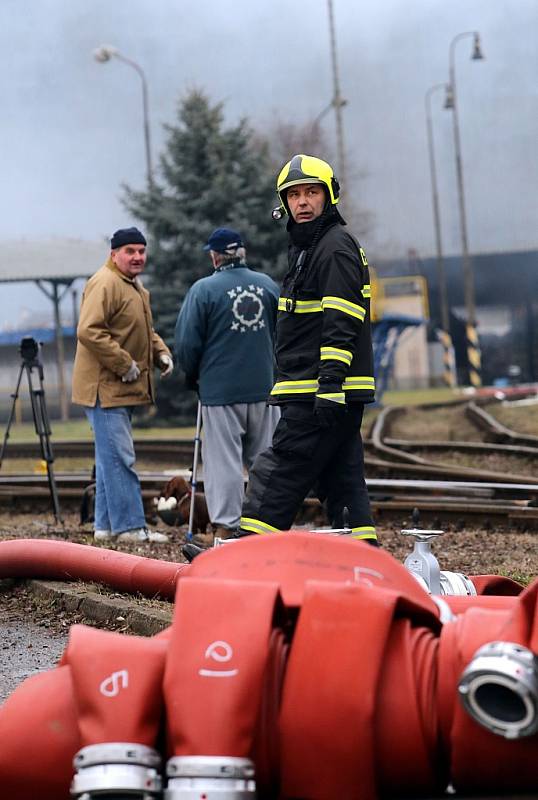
xmin=0 ymin=326 xmax=75 ymax=345
xmin=0 ymin=238 xmax=108 ymax=283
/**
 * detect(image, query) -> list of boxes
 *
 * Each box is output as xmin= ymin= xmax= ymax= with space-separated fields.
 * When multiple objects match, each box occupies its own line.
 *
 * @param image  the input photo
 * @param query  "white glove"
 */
xmin=122 ymin=360 xmax=140 ymax=382
xmin=159 ymin=354 xmax=174 ymax=378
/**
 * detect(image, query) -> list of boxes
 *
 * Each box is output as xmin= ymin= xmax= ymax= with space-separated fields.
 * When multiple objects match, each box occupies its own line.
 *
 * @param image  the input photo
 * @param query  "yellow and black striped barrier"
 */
xmin=466 ymin=323 xmax=482 ymax=388
xmin=435 ymin=329 xmax=456 ymax=388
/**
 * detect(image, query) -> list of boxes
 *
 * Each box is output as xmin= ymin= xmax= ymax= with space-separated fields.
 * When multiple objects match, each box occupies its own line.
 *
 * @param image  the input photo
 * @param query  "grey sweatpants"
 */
xmin=201 ymin=402 xmax=280 ymax=529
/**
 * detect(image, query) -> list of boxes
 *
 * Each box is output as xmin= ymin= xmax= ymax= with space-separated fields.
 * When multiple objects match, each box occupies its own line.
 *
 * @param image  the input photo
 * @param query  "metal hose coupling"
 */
xmin=458 ymin=641 xmax=538 ymax=739
xmin=165 ymin=756 xmax=256 ymax=799
xmin=71 ymin=742 xmax=162 ymax=799
xmin=439 ymin=570 xmax=477 ymax=596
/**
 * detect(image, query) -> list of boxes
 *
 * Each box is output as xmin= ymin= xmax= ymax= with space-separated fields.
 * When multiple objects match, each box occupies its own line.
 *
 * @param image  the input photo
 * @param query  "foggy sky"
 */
xmin=1 ymin=0 xmax=537 ymax=324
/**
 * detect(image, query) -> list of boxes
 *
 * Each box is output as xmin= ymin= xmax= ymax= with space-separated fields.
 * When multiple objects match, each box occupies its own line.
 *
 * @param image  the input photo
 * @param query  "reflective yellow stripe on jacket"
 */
xmin=270 ymin=380 xmax=319 ymax=395
xmin=240 ymin=517 xmax=281 ymax=535
xmin=240 ymin=518 xmax=377 ymax=541
xmin=321 ymin=296 xmax=366 ymax=321
xmin=342 ymin=376 xmax=376 ymax=391
xmin=350 ymin=526 xmax=377 ymax=541
xmin=317 ymin=391 xmax=345 ymax=404
xmin=271 ymin=376 xmax=376 ymax=395
xmin=278 ymin=298 xmax=322 ymax=313
xmin=361 ymin=284 xmax=371 ymax=299
xmin=320 ymin=346 xmax=353 ymax=366
xmin=278 ymin=296 xmax=368 ymax=317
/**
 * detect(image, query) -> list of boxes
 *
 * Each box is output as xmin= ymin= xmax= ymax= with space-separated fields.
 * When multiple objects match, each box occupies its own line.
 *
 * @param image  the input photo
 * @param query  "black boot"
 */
xmin=182 ymin=542 xmax=206 ymax=562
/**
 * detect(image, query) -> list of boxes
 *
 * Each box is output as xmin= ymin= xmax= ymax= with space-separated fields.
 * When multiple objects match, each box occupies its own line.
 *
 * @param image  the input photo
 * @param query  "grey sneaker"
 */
xmin=94 ymin=529 xmax=112 ymax=541
xmin=116 ymin=528 xmax=169 ymax=543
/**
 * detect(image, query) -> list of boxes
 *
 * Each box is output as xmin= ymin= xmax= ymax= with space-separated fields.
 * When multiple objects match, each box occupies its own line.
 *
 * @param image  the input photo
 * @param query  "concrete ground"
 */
xmin=0 ymin=577 xmax=172 ymax=703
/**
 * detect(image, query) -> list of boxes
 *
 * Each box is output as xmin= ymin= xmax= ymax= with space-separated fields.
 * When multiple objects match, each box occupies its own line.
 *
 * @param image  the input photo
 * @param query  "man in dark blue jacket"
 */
xmin=175 ymin=228 xmax=280 ymax=538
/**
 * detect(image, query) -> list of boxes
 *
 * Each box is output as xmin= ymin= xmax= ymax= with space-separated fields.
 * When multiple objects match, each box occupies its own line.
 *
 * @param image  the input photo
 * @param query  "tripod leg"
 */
xmin=0 ymin=364 xmax=25 ymax=470
xmin=26 ymin=364 xmax=63 ymax=524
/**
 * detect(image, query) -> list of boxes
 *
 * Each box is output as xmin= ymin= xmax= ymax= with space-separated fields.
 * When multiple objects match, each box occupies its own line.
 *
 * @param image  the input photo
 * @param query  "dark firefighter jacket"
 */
xmin=269 ymin=221 xmax=375 ymax=405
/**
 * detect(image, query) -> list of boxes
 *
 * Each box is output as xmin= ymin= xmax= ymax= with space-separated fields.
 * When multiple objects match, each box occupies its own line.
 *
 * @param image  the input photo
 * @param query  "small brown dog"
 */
xmin=157 ymin=475 xmax=210 ymax=533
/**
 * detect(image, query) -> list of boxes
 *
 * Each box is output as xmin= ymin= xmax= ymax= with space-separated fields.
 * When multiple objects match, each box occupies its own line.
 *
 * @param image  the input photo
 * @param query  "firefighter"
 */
xmin=237 ymin=154 xmax=378 ymax=544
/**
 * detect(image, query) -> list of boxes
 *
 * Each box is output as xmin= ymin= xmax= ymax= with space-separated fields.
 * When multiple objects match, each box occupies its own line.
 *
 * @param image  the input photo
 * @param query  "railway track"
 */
xmin=367 ymin=403 xmax=538 ymax=485
xmin=3 ymin=396 xmax=536 ymax=467
xmin=1 ymin=397 xmax=537 ymax=528
xmin=465 ymin=400 xmax=538 ymax=447
xmin=2 ymin=472 xmax=537 ymax=529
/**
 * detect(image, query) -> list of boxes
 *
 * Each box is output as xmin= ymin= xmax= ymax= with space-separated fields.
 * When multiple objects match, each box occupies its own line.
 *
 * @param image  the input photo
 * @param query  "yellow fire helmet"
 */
xmin=275 ymin=154 xmax=340 ymax=218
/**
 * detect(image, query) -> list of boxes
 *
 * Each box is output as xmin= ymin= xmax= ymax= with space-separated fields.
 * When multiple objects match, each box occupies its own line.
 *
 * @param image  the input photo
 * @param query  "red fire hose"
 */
xmin=0 ymin=538 xmax=188 ymax=598
xmin=0 ymin=534 xmax=535 ymax=799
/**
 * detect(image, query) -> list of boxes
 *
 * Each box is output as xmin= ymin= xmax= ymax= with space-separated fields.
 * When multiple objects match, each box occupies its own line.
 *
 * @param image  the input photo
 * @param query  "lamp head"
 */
xmin=472 ymin=33 xmax=484 ymax=60
xmin=93 ymin=45 xmax=118 ymax=63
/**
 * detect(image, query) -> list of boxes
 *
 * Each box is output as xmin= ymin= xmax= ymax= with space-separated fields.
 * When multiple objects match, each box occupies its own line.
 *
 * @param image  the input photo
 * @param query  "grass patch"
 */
xmin=3 ymin=419 xmax=196 ymax=442
xmin=498 ymin=570 xmax=533 ymax=587
xmin=0 ymin=456 xmax=188 ymax=474
xmin=488 ymin=402 xmax=538 ymax=436
xmin=381 ymin=387 xmax=465 ymax=406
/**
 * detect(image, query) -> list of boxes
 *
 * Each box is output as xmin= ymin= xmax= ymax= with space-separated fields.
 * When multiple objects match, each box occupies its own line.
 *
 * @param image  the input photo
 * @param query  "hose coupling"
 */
xmin=165 ymin=755 xmax=256 ymax=798
xmin=458 ymin=641 xmax=538 ymax=739
xmin=71 ymin=742 xmax=162 ymax=799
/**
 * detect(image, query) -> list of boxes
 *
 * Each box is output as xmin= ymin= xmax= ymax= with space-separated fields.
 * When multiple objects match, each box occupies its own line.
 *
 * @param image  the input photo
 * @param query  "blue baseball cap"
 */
xmin=203 ymin=227 xmax=244 ymax=253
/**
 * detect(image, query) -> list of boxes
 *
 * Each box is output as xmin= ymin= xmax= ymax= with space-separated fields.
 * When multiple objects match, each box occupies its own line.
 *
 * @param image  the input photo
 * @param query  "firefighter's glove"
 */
xmin=122 ymin=360 xmax=140 ymax=383
xmin=314 ymin=381 xmax=346 ymax=428
xmin=159 ymin=354 xmax=174 ymax=378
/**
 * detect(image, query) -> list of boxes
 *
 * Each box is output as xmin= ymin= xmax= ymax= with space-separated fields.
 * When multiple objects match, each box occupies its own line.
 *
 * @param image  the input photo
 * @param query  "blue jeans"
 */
xmin=84 ymin=400 xmax=146 ymax=533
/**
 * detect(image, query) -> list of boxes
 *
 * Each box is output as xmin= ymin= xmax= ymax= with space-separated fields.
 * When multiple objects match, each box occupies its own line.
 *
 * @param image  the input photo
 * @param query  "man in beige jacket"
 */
xmin=72 ymin=227 xmax=173 ymax=543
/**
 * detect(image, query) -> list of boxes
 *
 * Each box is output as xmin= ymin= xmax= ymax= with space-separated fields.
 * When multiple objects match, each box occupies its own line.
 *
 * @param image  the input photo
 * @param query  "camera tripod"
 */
xmin=0 ymin=340 xmax=62 ymax=522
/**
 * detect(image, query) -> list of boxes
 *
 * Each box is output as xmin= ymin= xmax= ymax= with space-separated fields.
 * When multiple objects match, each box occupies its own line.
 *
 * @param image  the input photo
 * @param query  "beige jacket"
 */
xmin=72 ymin=260 xmax=171 ymax=408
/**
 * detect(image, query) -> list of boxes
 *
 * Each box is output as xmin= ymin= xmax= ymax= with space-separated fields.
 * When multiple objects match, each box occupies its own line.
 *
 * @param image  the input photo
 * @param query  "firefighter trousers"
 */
xmin=240 ymin=402 xmax=376 ymax=541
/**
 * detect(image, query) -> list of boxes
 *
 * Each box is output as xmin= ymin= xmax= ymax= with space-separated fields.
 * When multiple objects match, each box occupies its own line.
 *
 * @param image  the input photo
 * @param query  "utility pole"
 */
xmin=445 ymin=32 xmax=484 ymax=387
xmin=327 ymin=0 xmax=346 ymax=186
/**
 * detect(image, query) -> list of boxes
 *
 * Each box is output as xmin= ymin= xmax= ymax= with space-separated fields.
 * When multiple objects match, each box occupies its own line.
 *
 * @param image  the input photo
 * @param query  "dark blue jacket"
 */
xmin=270 ymin=224 xmax=375 ymax=405
xmin=175 ymin=265 xmax=280 ymax=405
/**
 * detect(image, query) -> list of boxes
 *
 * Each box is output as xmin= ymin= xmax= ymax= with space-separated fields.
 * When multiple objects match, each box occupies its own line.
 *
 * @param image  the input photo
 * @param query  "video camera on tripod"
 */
xmin=0 ymin=336 xmax=62 ymax=522
xmin=19 ymin=335 xmax=41 ymax=365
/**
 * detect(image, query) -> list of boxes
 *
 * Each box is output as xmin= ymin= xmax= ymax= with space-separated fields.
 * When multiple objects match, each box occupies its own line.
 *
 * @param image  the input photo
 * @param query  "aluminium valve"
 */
xmin=401 ymin=527 xmax=476 ymax=597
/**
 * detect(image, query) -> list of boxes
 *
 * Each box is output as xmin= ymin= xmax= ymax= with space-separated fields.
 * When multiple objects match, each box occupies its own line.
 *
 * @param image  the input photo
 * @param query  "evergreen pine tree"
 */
xmin=124 ymin=89 xmax=286 ymax=423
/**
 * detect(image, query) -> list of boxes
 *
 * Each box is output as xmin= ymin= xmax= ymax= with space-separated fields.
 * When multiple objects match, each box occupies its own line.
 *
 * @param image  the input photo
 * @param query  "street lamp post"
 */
xmin=93 ymin=46 xmax=153 ymax=187
xmin=425 ymin=83 xmax=455 ymax=387
xmin=444 ymin=31 xmax=484 ymax=387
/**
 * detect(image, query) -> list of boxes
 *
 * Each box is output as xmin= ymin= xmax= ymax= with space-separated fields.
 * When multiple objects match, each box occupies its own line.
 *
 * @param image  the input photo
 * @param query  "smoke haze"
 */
xmin=1 ymin=0 xmax=537 ymax=322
